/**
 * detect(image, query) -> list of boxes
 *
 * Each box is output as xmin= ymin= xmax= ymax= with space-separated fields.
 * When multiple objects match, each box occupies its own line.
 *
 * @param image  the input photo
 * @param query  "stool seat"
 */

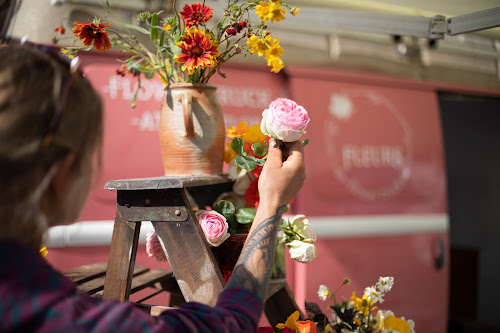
xmin=64 ymin=262 xmax=178 ymax=297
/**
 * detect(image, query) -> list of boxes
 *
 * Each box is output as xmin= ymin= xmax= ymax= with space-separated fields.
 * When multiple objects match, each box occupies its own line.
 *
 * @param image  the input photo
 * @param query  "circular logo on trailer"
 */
xmin=325 ymin=91 xmax=412 ymax=200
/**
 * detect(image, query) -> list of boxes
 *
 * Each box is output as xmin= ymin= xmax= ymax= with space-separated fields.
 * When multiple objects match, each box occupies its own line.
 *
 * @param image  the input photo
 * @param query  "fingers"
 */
xmin=265 ymin=139 xmax=283 ymax=169
xmin=284 ymin=140 xmax=305 ymax=170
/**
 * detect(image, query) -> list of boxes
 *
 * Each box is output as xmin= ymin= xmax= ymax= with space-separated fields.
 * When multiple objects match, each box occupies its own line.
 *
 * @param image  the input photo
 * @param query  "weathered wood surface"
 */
xmin=105 ymin=174 xmax=230 ymax=191
xmin=130 ymin=269 xmax=174 ymax=294
xmin=75 ymin=266 xmax=149 ymax=295
xmin=152 ymin=188 xmax=225 ymax=307
xmin=63 ymin=262 xmax=107 ymax=284
xmin=102 ymin=210 xmax=141 ymax=301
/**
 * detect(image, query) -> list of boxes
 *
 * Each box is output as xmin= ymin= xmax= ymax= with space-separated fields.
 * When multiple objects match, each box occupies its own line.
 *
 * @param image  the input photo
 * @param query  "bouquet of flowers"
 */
xmin=272 ymin=277 xmax=416 ymax=333
xmin=55 ymin=0 xmax=299 ymax=106
xmin=146 ymin=97 xmax=316 ymax=264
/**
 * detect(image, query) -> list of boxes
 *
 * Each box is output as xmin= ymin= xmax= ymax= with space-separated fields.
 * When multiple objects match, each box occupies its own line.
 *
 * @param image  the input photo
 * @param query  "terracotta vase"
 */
xmin=159 ymin=83 xmax=225 ymax=175
xmin=211 ymin=234 xmax=286 ymax=282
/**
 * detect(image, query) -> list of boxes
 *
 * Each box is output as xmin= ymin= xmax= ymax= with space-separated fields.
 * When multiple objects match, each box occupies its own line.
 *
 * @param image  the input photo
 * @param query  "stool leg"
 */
xmin=152 ymin=188 xmax=225 ymax=307
xmin=102 ymin=210 xmax=141 ymax=301
xmin=265 ymin=284 xmax=305 ymax=332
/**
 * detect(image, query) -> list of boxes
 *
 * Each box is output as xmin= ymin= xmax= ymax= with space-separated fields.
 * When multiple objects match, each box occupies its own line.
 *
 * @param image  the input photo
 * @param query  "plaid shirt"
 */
xmin=0 ymin=241 xmax=263 ymax=332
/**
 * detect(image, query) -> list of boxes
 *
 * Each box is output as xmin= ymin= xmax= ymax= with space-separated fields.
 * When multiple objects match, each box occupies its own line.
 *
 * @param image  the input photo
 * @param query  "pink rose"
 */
xmin=197 ymin=210 xmax=230 ymax=247
xmin=260 ymin=98 xmax=310 ymax=142
xmin=145 ymin=231 xmax=168 ymax=263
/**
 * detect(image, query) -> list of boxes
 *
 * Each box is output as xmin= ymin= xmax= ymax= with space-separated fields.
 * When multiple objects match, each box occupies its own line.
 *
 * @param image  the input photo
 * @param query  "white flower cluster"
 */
xmin=364 ymin=276 xmax=394 ymax=304
xmin=282 ymin=215 xmax=317 ymax=264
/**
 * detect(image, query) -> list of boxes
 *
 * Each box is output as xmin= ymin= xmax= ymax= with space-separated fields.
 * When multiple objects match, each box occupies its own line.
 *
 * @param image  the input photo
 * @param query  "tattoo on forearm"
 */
xmin=225 ymin=205 xmax=287 ymax=300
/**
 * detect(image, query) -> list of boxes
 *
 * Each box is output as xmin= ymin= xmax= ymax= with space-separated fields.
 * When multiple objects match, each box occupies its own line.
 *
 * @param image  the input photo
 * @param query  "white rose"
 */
xmin=287 ymin=240 xmax=317 ymax=263
xmin=288 ymin=214 xmax=316 ymax=241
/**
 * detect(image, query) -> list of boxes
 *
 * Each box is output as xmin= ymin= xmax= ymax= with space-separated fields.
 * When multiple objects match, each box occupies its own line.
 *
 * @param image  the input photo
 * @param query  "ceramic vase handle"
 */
xmin=182 ymin=92 xmax=195 ymax=137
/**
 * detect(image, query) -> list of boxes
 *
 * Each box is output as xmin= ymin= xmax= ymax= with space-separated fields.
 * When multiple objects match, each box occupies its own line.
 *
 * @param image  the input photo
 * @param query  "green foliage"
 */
xmin=214 ymin=200 xmax=236 ymax=220
xmin=231 ymin=137 xmax=246 ymax=156
xmin=235 ymin=207 xmax=256 ymax=224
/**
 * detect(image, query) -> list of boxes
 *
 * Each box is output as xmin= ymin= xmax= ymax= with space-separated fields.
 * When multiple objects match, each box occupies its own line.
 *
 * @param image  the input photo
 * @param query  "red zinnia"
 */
xmin=72 ymin=19 xmax=112 ymax=52
xmin=180 ymin=2 xmax=213 ymax=28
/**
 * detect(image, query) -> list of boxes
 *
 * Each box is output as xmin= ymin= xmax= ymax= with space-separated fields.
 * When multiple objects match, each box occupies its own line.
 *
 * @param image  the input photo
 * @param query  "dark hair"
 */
xmin=0 ymin=43 xmax=103 ymax=248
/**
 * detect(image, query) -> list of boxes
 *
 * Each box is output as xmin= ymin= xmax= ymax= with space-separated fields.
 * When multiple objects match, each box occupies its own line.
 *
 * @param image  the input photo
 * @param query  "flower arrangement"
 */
xmin=272 ymin=277 xmax=416 ymax=333
xmin=56 ymin=0 xmax=299 ymax=106
xmin=146 ymin=97 xmax=316 ymax=264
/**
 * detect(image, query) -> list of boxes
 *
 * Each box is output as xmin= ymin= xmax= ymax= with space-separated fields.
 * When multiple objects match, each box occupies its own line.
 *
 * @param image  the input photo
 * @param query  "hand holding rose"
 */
xmin=261 ymin=98 xmax=310 ymax=143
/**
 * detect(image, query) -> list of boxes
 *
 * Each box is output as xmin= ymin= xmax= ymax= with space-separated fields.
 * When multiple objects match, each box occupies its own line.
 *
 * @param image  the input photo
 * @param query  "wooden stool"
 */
xmin=101 ymin=175 xmax=304 ymax=329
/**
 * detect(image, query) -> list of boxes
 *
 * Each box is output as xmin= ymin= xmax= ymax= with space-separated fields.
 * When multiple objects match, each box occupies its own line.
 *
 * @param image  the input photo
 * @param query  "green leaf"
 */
xmin=302 ymin=138 xmax=310 ymax=147
xmin=235 ymin=155 xmax=257 ymax=170
xmin=236 ymin=208 xmax=256 ymax=224
xmin=214 ymin=200 xmax=236 ymax=220
xmin=231 ymin=137 xmax=246 ymax=156
xmin=159 ymin=30 xmax=165 ymax=46
xmin=252 ymin=143 xmax=266 ymax=157
xmin=150 ymin=13 xmax=158 ymax=41
xmin=123 ymin=23 xmax=150 ymax=35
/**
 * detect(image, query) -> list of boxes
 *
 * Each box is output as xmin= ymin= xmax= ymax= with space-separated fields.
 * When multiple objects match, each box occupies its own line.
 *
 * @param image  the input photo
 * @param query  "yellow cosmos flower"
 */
xmin=383 ymin=315 xmax=412 ymax=333
xmin=266 ymin=43 xmax=283 ymax=59
xmin=267 ymin=1 xmax=287 ymax=23
xmin=242 ymin=124 xmax=267 ymax=144
xmin=163 ymin=24 xmax=171 ymax=31
xmin=267 ymin=56 xmax=284 ymax=73
xmin=291 ymin=7 xmax=300 ymax=16
xmin=227 ymin=121 xmax=249 ymax=138
xmin=255 ymin=1 xmax=271 ymax=21
xmin=247 ymin=35 xmax=268 ymax=57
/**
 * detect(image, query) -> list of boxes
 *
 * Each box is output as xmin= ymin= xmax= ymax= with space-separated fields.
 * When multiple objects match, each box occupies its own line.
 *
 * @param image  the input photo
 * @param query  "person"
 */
xmin=0 ymin=42 xmax=306 ymax=332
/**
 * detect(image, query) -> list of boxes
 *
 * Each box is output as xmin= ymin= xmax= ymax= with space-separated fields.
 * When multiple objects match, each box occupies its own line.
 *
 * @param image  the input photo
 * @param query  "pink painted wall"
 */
xmin=50 ymin=53 xmax=452 ymax=332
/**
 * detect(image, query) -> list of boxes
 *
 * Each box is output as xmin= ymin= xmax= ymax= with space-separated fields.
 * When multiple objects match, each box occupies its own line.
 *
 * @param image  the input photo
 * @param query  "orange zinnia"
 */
xmin=72 ymin=19 xmax=112 ymax=52
xmin=180 ymin=2 xmax=213 ymax=28
xmin=174 ymin=28 xmax=219 ymax=75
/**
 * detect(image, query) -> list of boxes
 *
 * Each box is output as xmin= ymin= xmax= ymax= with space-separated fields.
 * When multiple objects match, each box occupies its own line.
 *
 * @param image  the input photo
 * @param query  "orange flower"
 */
xmin=276 ymin=311 xmax=317 ymax=333
xmin=72 ymin=19 xmax=112 ymax=52
xmin=227 ymin=122 xmax=249 ymax=138
xmin=54 ymin=26 xmax=65 ymax=34
xmin=180 ymin=2 xmax=213 ymax=28
xmin=174 ymin=29 xmax=220 ymax=75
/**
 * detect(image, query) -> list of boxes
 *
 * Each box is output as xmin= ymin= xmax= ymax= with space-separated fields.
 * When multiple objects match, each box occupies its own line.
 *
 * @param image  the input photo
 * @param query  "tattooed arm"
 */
xmin=225 ymin=140 xmax=306 ymax=300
